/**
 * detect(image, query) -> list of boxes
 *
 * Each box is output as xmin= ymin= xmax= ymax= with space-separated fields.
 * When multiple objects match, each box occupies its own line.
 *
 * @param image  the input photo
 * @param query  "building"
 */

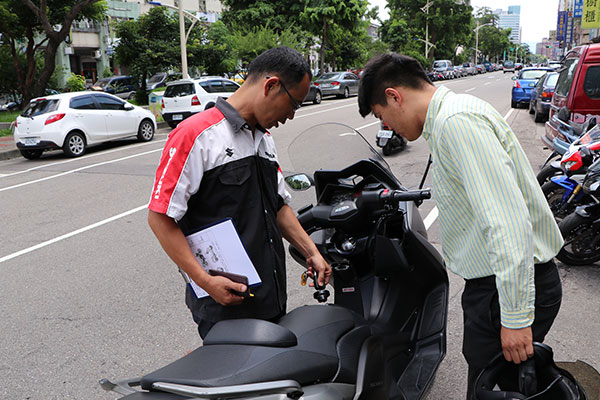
xmin=55 ymin=0 xmax=224 ymax=88
xmin=496 ymin=5 xmax=521 ymax=44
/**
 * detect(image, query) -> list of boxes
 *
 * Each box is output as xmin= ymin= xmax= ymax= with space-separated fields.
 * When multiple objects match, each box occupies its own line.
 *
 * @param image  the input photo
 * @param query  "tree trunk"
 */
xmin=319 ymin=18 xmax=327 ymax=76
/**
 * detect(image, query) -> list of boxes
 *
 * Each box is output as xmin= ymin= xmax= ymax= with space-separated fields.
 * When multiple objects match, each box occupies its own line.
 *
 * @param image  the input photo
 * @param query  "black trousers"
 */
xmin=462 ymin=260 xmax=562 ymax=400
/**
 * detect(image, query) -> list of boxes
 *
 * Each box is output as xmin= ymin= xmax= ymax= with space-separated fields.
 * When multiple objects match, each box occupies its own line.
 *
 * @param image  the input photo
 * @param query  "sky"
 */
xmin=368 ymin=0 xmax=560 ymax=50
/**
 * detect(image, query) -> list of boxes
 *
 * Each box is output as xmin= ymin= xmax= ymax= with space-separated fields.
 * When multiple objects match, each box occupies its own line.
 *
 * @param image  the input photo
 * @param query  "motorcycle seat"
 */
xmin=140 ymin=305 xmax=365 ymax=390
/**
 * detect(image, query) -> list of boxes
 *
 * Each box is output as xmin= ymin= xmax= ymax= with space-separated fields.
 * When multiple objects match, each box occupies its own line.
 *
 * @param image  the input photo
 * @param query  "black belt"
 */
xmin=466 ymin=260 xmax=556 ymax=286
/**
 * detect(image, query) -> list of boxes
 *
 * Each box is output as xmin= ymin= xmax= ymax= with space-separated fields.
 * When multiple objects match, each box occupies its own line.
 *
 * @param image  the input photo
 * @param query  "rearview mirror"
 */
xmin=284 ymin=174 xmax=313 ymax=191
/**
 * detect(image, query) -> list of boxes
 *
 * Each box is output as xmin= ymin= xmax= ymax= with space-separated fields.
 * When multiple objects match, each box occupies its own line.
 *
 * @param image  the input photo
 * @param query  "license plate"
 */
xmin=23 ymin=138 xmax=39 ymax=146
xmin=377 ymin=130 xmax=394 ymax=139
xmin=172 ymin=114 xmax=183 ymax=121
xmin=321 ymin=84 xmax=331 ymax=88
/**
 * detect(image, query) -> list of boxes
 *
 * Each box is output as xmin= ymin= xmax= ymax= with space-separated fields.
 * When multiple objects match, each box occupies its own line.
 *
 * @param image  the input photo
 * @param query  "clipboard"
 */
xmin=180 ymin=218 xmax=261 ymax=299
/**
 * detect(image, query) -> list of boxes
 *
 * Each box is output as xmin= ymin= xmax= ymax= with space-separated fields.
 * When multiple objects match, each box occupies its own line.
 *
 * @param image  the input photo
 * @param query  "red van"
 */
xmin=543 ymin=43 xmax=600 ymax=146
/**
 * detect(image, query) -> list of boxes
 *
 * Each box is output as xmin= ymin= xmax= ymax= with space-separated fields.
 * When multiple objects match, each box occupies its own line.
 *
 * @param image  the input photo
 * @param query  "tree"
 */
xmin=301 ymin=0 xmax=368 ymax=74
xmin=114 ymin=6 xmax=181 ymax=104
xmin=232 ymin=26 xmax=304 ymax=69
xmin=221 ymin=0 xmax=305 ymax=33
xmin=0 ymin=0 xmax=106 ymax=105
xmin=188 ymin=21 xmax=237 ymax=76
xmin=383 ymin=0 xmax=472 ymax=63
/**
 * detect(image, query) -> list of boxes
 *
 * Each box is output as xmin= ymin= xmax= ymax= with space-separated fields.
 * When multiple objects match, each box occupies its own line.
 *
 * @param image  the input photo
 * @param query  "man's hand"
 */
xmin=203 ymin=275 xmax=247 ymax=306
xmin=501 ymin=326 xmax=534 ymax=364
xmin=306 ymin=254 xmax=331 ymax=288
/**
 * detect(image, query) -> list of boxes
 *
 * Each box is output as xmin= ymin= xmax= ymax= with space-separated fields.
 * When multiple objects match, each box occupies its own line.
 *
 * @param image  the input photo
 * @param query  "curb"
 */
xmin=0 ymin=120 xmax=168 ymax=162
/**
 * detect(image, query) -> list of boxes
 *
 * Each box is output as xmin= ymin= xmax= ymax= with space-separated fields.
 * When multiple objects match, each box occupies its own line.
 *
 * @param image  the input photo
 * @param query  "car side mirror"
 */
xmin=284 ymin=174 xmax=313 ymax=191
xmin=511 ymin=76 xmax=517 ymax=81
xmin=123 ymin=104 xmax=135 ymax=111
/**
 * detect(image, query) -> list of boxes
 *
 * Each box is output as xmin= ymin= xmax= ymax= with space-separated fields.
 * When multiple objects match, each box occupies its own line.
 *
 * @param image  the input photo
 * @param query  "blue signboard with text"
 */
xmin=557 ymin=11 xmax=567 ymax=41
xmin=574 ymin=0 xmax=584 ymax=18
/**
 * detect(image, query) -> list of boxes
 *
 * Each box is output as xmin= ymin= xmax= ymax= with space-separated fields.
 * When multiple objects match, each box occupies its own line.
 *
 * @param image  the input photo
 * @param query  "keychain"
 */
xmin=300 ymin=271 xmax=308 ymax=286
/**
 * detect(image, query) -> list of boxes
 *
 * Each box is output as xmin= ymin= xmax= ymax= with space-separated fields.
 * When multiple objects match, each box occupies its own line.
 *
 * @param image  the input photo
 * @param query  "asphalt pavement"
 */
xmin=0 ymin=73 xmax=598 ymax=400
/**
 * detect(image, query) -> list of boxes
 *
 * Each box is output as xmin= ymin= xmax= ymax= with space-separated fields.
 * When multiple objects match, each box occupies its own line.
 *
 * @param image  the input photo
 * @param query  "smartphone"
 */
xmin=208 ymin=270 xmax=253 ymax=297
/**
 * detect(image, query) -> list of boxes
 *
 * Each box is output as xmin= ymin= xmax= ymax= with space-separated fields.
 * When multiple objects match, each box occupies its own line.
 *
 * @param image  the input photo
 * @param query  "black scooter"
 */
xmin=376 ymin=121 xmax=407 ymax=156
xmin=100 ymin=123 xmax=448 ymax=400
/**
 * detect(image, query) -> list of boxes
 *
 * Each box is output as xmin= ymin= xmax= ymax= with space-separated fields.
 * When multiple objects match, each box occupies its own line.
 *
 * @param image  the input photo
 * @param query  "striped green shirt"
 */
xmin=422 ymin=86 xmax=564 ymax=329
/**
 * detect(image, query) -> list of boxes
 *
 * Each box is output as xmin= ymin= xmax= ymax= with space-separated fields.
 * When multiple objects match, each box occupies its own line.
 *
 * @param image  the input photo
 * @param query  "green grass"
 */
xmin=0 ymin=128 xmax=13 ymax=137
xmin=0 ymin=111 xmax=20 ymax=123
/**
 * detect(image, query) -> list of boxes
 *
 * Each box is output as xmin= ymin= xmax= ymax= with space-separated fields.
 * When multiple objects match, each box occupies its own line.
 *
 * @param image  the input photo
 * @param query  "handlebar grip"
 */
xmin=391 ymin=189 xmax=431 ymax=202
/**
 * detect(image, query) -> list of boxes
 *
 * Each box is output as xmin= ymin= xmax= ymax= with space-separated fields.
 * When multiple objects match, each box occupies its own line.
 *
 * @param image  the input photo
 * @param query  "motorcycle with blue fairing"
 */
xmin=100 ymin=123 xmax=448 ymax=400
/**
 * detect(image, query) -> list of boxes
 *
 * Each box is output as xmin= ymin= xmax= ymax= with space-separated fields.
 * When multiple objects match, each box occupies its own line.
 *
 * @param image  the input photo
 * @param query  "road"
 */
xmin=0 ymin=71 xmax=598 ymax=400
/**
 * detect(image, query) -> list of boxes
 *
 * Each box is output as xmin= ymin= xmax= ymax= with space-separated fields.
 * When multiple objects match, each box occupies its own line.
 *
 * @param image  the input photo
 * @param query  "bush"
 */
xmin=66 ymin=73 xmax=86 ymax=92
xmin=101 ymin=67 xmax=113 ymax=78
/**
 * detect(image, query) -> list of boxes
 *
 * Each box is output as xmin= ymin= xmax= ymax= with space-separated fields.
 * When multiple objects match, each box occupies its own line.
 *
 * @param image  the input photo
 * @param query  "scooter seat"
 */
xmin=140 ymin=305 xmax=363 ymax=390
xmin=203 ymin=319 xmax=298 ymax=347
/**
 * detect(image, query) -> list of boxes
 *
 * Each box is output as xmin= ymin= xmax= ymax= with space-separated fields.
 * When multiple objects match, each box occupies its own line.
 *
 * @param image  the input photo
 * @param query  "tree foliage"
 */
xmin=188 ymin=21 xmax=237 ymax=76
xmin=0 ymin=0 xmax=106 ymax=105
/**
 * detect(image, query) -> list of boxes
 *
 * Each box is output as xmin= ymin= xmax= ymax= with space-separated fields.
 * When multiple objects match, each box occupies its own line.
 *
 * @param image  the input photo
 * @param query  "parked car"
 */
xmin=303 ymin=83 xmax=322 ymax=105
xmin=13 ymin=92 xmax=156 ymax=159
xmin=475 ymin=64 xmax=486 ymax=74
xmin=146 ymin=72 xmax=182 ymax=91
xmin=462 ymin=62 xmax=477 ymax=75
xmin=454 ymin=65 xmax=466 ymax=78
xmin=510 ymin=67 xmax=554 ymax=108
xmin=161 ymin=77 xmax=240 ymax=128
xmin=90 ymin=75 xmax=137 ymax=100
xmin=543 ymin=43 xmax=600 ymax=148
xmin=503 ymin=60 xmax=515 ymax=74
xmin=529 ymin=72 xmax=559 ymax=122
xmin=313 ymin=72 xmax=360 ymax=98
xmin=432 ymin=60 xmax=455 ymax=79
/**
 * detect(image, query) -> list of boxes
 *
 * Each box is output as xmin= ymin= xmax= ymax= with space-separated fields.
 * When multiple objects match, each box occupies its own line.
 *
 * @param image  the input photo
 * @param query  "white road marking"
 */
xmin=356 ymin=121 xmax=380 ymax=130
xmin=465 ymin=87 xmax=476 ymax=92
xmin=424 ymin=206 xmax=439 ymax=230
xmin=484 ymin=82 xmax=491 ymax=86
xmin=504 ymin=109 xmax=514 ymax=120
xmin=295 ymin=102 xmax=357 ymax=119
xmin=0 ymin=138 xmax=167 ymax=179
xmin=0 ymin=148 xmax=162 ymax=192
xmin=0 ymin=204 xmax=148 ymax=264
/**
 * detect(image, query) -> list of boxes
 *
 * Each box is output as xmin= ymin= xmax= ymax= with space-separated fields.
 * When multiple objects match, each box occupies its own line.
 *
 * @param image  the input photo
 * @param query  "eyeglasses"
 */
xmin=266 ymin=76 xmax=301 ymax=111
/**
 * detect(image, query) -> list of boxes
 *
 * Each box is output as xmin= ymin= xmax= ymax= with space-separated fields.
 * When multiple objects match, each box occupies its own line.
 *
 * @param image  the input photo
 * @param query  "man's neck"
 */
xmin=226 ymin=88 xmax=258 ymax=133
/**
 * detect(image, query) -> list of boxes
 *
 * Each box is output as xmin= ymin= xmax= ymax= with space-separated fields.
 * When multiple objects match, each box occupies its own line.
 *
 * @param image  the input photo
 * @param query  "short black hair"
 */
xmin=358 ymin=53 xmax=433 ymax=117
xmin=246 ymin=46 xmax=312 ymax=88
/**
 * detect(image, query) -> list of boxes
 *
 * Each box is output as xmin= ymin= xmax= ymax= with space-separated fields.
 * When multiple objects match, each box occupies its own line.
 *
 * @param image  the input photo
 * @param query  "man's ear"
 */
xmin=384 ymin=87 xmax=402 ymax=107
xmin=264 ymin=76 xmax=279 ymax=97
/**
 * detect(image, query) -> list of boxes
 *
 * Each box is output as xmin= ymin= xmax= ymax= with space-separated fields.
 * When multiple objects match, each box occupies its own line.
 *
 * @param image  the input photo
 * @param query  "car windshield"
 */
xmin=93 ymin=79 xmax=111 ymax=88
xmin=520 ymin=70 xmax=550 ymax=80
xmin=433 ymin=61 xmax=446 ymax=68
xmin=504 ymin=61 xmax=514 ymax=67
xmin=148 ymin=74 xmax=165 ymax=83
xmin=21 ymin=99 xmax=60 ymax=117
xmin=318 ymin=73 xmax=340 ymax=80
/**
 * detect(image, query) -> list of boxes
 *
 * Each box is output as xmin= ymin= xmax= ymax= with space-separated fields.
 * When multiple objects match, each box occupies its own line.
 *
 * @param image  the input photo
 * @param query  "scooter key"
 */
xmin=300 ymin=271 xmax=308 ymax=286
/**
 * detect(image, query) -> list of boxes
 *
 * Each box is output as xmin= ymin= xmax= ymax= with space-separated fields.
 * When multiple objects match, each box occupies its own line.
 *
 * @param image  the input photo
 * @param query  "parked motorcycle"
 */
xmin=100 ymin=123 xmax=448 ymax=400
xmin=542 ymin=130 xmax=600 ymax=221
xmin=557 ymin=156 xmax=600 ymax=266
xmin=537 ymin=110 xmax=597 ymax=185
xmin=376 ymin=121 xmax=408 ymax=156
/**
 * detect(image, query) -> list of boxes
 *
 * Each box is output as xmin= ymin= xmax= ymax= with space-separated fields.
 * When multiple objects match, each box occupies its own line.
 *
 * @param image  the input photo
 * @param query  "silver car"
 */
xmin=314 ymin=72 xmax=359 ymax=98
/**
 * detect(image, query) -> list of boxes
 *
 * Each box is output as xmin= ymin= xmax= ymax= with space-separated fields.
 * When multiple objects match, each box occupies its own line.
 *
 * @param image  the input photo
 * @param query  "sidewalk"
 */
xmin=0 ymin=135 xmax=20 ymax=161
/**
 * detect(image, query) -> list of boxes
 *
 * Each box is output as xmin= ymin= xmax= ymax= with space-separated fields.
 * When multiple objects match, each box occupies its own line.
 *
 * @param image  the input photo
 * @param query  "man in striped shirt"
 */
xmin=358 ymin=53 xmax=564 ymax=399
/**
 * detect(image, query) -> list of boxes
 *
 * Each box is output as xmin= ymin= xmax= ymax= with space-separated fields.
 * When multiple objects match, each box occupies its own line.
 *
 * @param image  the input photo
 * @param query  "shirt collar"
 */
xmin=422 ymin=85 xmax=451 ymax=140
xmin=215 ymin=97 xmax=266 ymax=134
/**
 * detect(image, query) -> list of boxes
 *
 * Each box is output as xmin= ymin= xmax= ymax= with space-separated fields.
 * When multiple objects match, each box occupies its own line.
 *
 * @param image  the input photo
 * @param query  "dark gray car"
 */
xmin=314 ymin=72 xmax=359 ymax=99
xmin=529 ymin=72 xmax=559 ymax=122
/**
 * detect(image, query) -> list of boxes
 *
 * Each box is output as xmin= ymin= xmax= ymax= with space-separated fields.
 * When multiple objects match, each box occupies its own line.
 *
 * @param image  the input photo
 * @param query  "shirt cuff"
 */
xmin=500 ymin=308 xmax=534 ymax=329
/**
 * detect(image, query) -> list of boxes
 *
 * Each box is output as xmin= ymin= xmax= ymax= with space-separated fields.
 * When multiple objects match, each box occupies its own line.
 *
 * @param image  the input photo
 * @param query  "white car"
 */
xmin=14 ymin=92 xmax=156 ymax=159
xmin=161 ymin=77 xmax=240 ymax=128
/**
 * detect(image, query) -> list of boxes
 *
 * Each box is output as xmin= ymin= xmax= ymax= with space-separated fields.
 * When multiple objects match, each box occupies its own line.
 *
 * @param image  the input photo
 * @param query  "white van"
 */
xmin=432 ymin=60 xmax=455 ymax=79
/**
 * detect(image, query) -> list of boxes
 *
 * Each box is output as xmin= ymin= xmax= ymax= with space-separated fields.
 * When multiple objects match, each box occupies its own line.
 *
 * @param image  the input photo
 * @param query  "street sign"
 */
xmin=583 ymin=0 xmax=600 ymax=29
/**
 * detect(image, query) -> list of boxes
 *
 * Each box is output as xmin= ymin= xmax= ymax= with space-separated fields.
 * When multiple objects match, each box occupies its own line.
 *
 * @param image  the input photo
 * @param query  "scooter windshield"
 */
xmin=288 ymin=123 xmax=390 ymax=174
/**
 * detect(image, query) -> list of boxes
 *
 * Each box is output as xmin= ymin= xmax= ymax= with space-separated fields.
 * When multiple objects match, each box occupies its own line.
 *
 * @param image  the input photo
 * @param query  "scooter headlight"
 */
xmin=563 ymin=161 xmax=577 ymax=171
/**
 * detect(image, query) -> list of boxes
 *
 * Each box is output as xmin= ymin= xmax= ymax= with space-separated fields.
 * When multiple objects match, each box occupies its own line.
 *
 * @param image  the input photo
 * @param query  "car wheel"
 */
xmin=128 ymin=92 xmax=135 ymax=100
xmin=137 ymin=119 xmax=155 ymax=142
xmin=343 ymin=87 xmax=350 ymax=98
xmin=62 ymin=131 xmax=86 ymax=157
xmin=167 ymin=121 xmax=179 ymax=129
xmin=205 ymin=102 xmax=215 ymax=110
xmin=534 ymin=105 xmax=544 ymax=123
xmin=511 ymin=99 xmax=518 ymax=108
xmin=19 ymin=149 xmax=43 ymax=160
xmin=313 ymin=90 xmax=322 ymax=104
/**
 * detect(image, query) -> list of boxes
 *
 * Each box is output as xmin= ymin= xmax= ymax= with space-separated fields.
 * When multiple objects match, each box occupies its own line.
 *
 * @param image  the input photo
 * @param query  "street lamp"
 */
xmin=473 ymin=21 xmax=493 ymax=65
xmin=148 ymin=1 xmax=205 ymax=79
xmin=420 ymin=1 xmax=434 ymax=59
xmin=416 ymin=37 xmax=436 ymax=59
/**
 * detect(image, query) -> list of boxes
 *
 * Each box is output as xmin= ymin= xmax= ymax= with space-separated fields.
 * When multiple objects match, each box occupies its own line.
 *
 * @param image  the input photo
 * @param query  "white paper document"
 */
xmin=180 ymin=219 xmax=261 ymax=299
